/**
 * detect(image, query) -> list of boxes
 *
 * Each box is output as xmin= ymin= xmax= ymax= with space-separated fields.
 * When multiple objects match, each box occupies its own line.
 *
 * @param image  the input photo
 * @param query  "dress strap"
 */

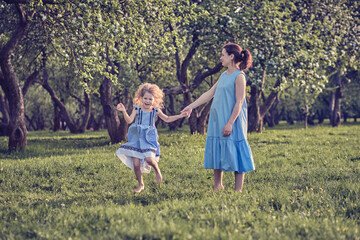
xmin=149 ymin=107 xmax=157 ymax=126
xmin=134 ymin=105 xmax=143 ymax=124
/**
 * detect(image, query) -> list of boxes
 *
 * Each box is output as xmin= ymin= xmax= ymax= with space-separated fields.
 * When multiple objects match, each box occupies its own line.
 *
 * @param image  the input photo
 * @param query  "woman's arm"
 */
xmin=222 ymin=73 xmax=246 ymax=137
xmin=181 ymin=79 xmax=220 ymax=116
xmin=116 ymin=103 xmax=137 ymax=124
xmin=156 ymin=108 xmax=186 ymax=123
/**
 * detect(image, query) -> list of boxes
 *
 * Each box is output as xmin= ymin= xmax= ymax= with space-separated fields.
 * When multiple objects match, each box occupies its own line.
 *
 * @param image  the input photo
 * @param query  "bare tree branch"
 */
xmin=163 ymin=62 xmax=223 ymax=95
xmin=22 ymin=70 xmax=39 ymax=96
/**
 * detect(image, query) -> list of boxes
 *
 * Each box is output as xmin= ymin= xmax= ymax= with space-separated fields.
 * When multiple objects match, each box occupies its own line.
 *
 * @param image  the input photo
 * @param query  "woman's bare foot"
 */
xmin=134 ymin=184 xmax=144 ymax=194
xmin=213 ymin=185 xmax=224 ymax=191
xmin=156 ymin=171 xmax=163 ymax=184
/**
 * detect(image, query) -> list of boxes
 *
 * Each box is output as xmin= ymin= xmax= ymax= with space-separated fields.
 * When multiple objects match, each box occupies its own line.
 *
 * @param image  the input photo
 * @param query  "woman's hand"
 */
xmin=181 ymin=106 xmax=193 ymax=118
xmin=116 ymin=103 xmax=125 ymax=112
xmin=222 ymin=123 xmax=233 ymax=137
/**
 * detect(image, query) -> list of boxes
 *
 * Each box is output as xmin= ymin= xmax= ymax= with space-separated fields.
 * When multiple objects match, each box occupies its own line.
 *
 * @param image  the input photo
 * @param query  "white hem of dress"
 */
xmin=116 ymin=148 xmax=159 ymax=173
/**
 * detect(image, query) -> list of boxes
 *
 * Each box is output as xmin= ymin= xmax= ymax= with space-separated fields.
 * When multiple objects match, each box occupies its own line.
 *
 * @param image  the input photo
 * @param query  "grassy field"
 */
xmin=0 ymin=122 xmax=359 ymax=239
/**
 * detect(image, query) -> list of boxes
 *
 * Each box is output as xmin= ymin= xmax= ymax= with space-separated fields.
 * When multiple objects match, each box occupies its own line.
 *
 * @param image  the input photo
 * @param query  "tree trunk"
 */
xmin=0 ymin=5 xmax=34 ymax=151
xmin=343 ymin=112 xmax=348 ymax=123
xmin=118 ymin=116 xmax=128 ymax=141
xmin=53 ymin=104 xmax=61 ymax=131
xmin=286 ymin=111 xmax=294 ymax=124
xmin=25 ymin=114 xmax=36 ymax=131
xmin=0 ymin=91 xmax=10 ymax=136
xmin=22 ymin=70 xmax=39 ymax=96
xmin=42 ymin=69 xmax=78 ymax=133
xmin=317 ymin=110 xmax=325 ymax=124
xmin=248 ymin=85 xmax=261 ymax=132
xmin=78 ymin=91 xmax=91 ymax=133
xmin=167 ymin=94 xmax=183 ymax=131
xmin=248 ymin=65 xmax=281 ymax=133
xmin=87 ymin=113 xmax=104 ymax=131
xmin=265 ymin=97 xmax=279 ymax=127
xmin=304 ymin=104 xmax=309 ymax=129
xmin=100 ymin=77 xmax=123 ymax=143
xmin=331 ymin=70 xmax=342 ymax=127
xmin=164 ymin=29 xmax=221 ymax=134
xmin=43 ymin=76 xmax=90 ymax=133
xmin=329 ymin=91 xmax=335 ymax=125
xmin=196 ymin=100 xmax=212 ymax=134
xmin=184 ymin=91 xmax=198 ymax=134
xmin=0 ymin=72 xmax=27 ymax=150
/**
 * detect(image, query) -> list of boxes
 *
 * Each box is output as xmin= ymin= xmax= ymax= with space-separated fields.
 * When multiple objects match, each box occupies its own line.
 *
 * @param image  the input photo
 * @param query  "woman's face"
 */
xmin=141 ymin=91 xmax=154 ymax=110
xmin=220 ymin=49 xmax=233 ymax=67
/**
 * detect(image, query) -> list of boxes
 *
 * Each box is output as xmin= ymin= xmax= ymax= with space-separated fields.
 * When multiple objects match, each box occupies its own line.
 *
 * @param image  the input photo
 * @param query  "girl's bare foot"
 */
xmin=134 ymin=185 xmax=144 ymax=194
xmin=156 ymin=171 xmax=163 ymax=184
xmin=213 ymin=185 xmax=224 ymax=191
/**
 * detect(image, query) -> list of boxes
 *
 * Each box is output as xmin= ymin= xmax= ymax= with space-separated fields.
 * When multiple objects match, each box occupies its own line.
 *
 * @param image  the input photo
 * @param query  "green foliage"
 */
xmin=0 ymin=123 xmax=359 ymax=239
xmin=24 ymin=85 xmax=53 ymax=130
xmin=342 ymin=72 xmax=360 ymax=117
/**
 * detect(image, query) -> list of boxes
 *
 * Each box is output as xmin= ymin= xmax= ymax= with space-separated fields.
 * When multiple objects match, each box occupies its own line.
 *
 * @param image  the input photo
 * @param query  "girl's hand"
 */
xmin=181 ymin=106 xmax=193 ymax=118
xmin=180 ymin=112 xmax=188 ymax=117
xmin=222 ymin=123 xmax=233 ymax=137
xmin=116 ymin=103 xmax=125 ymax=112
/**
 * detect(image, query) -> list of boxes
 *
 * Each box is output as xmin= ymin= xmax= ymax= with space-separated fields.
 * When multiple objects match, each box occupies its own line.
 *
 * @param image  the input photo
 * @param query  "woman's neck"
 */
xmin=226 ymin=65 xmax=240 ymax=74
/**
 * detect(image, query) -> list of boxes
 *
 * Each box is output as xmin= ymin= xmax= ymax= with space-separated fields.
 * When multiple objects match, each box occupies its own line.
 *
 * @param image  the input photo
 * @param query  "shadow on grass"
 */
xmin=0 ymin=137 xmax=111 ymax=160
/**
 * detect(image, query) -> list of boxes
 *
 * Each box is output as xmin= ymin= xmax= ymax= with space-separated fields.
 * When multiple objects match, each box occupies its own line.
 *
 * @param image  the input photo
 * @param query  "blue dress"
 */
xmin=204 ymin=70 xmax=255 ymax=173
xmin=116 ymin=105 xmax=160 ymax=173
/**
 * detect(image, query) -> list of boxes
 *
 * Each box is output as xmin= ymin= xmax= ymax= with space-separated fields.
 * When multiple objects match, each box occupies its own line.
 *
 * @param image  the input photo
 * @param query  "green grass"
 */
xmin=0 ymin=123 xmax=359 ymax=239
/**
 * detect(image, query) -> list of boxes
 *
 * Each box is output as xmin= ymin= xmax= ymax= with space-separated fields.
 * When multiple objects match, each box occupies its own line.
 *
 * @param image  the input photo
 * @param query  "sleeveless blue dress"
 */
xmin=204 ymin=70 xmax=255 ymax=173
xmin=116 ymin=105 xmax=160 ymax=173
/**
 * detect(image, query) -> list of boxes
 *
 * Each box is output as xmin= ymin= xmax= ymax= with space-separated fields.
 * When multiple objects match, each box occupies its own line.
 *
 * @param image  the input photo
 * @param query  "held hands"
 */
xmin=181 ymin=106 xmax=193 ymax=118
xmin=222 ymin=123 xmax=233 ymax=137
xmin=180 ymin=112 xmax=188 ymax=118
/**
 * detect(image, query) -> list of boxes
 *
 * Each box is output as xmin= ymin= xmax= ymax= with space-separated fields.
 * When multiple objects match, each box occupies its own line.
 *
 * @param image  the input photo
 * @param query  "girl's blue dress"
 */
xmin=116 ymin=105 xmax=160 ymax=173
xmin=204 ymin=70 xmax=255 ymax=173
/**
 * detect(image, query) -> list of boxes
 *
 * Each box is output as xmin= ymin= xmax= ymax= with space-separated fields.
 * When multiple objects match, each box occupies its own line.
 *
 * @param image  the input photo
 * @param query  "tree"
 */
xmin=324 ymin=1 xmax=360 ymax=126
xmin=153 ymin=0 xmax=236 ymax=134
xmin=1 ymin=0 xmax=180 ymax=147
xmin=0 ymin=2 xmax=36 ymax=150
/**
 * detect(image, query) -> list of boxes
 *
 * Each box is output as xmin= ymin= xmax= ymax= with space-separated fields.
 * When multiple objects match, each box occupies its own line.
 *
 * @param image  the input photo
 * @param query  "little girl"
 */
xmin=116 ymin=83 xmax=186 ymax=193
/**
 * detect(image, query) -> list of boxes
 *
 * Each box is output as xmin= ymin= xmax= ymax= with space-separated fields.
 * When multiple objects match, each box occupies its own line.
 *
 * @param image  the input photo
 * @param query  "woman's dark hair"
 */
xmin=223 ymin=43 xmax=253 ymax=70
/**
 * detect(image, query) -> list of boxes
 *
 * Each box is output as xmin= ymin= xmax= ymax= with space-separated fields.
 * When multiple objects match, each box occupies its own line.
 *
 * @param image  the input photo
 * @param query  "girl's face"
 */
xmin=141 ymin=91 xmax=154 ymax=110
xmin=220 ymin=49 xmax=233 ymax=67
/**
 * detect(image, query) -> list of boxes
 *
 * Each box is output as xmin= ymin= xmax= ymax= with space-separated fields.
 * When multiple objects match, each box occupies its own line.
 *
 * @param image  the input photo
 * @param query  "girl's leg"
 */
xmin=145 ymin=157 xmax=162 ymax=184
xmin=132 ymin=158 xmax=144 ymax=193
xmin=234 ymin=172 xmax=245 ymax=192
xmin=213 ymin=169 xmax=224 ymax=191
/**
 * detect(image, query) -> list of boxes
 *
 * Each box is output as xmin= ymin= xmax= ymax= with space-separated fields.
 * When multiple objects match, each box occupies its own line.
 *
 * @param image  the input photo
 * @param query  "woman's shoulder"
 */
xmin=235 ymin=70 xmax=246 ymax=80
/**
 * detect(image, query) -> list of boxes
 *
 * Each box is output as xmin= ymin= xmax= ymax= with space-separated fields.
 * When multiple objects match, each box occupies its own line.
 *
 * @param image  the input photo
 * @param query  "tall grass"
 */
xmin=0 ymin=123 xmax=359 ymax=239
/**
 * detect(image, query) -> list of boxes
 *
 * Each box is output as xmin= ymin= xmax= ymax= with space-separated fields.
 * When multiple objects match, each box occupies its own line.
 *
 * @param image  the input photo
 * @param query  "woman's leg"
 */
xmin=234 ymin=172 xmax=245 ymax=192
xmin=213 ymin=169 xmax=224 ymax=191
xmin=132 ymin=158 xmax=144 ymax=193
xmin=145 ymin=157 xmax=162 ymax=184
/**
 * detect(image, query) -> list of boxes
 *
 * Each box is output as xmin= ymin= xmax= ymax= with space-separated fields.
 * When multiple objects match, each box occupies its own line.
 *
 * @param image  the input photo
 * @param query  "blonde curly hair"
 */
xmin=133 ymin=83 xmax=164 ymax=108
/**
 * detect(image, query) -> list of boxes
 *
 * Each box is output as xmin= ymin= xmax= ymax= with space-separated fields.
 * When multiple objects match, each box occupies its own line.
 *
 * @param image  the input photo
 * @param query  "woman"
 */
xmin=182 ymin=43 xmax=255 ymax=192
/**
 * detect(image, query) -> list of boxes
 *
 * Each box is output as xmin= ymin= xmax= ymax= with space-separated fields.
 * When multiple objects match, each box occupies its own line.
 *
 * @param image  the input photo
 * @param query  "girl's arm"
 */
xmin=181 ymin=79 xmax=220 ymax=116
xmin=116 ymin=103 xmax=137 ymax=124
xmin=156 ymin=108 xmax=186 ymax=123
xmin=222 ymin=73 xmax=246 ymax=137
